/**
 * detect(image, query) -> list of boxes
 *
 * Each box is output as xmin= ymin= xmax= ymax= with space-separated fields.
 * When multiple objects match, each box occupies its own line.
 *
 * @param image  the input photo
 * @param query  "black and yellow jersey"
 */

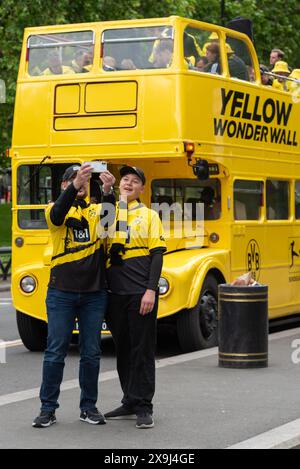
xmin=45 ymin=184 xmax=113 ymax=292
xmin=107 ymin=200 xmax=167 ymax=295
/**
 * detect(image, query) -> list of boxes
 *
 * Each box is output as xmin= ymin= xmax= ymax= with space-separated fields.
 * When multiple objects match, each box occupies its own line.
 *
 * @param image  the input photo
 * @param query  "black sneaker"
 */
xmin=136 ymin=413 xmax=154 ymax=429
xmin=104 ymin=405 xmax=136 ymax=420
xmin=80 ymin=408 xmax=106 ymax=425
xmin=32 ymin=411 xmax=56 ymax=428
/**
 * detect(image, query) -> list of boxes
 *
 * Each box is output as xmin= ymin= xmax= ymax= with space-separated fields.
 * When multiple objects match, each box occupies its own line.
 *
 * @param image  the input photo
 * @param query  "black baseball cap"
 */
xmin=62 ymin=165 xmax=81 ymax=182
xmin=119 ymin=166 xmax=146 ymax=185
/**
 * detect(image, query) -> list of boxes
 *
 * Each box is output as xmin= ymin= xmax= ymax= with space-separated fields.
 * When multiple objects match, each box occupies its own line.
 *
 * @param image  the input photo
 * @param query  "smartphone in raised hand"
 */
xmin=84 ymin=161 xmax=107 ymax=173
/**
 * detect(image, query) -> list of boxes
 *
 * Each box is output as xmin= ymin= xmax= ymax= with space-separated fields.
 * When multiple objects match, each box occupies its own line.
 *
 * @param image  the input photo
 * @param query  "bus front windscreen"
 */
xmin=16 ymin=163 xmax=78 ymax=230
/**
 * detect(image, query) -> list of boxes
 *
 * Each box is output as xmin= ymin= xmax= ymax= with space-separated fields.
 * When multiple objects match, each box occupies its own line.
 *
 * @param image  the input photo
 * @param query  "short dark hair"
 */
xmin=62 ymin=165 xmax=80 ymax=182
xmin=271 ymin=49 xmax=285 ymax=60
xmin=206 ymin=43 xmax=220 ymax=56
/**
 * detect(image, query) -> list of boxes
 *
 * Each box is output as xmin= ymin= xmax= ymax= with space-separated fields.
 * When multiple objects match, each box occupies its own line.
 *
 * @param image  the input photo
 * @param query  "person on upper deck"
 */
xmin=41 ymin=51 xmax=75 ymax=76
xmin=204 ymin=43 xmax=221 ymax=74
xmin=271 ymin=61 xmax=290 ymax=91
xmin=270 ymin=48 xmax=285 ymax=68
xmin=196 ymin=56 xmax=209 ymax=72
xmin=227 ymin=44 xmax=249 ymax=81
xmin=72 ymin=49 xmax=93 ymax=73
xmin=119 ymin=39 xmax=173 ymax=71
xmin=152 ymin=39 xmax=173 ymax=68
xmin=103 ymin=56 xmax=117 ymax=71
xmin=288 ymin=69 xmax=300 ymax=93
xmin=260 ymin=64 xmax=273 ymax=86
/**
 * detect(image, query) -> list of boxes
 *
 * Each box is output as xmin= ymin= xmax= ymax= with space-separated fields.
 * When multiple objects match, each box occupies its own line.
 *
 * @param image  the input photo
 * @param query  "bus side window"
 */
xmin=225 ymin=36 xmax=255 ymax=82
xmin=234 ymin=180 xmax=263 ymax=220
xmin=27 ymin=31 xmax=94 ymax=76
xmin=295 ymin=181 xmax=300 ymax=219
xmin=266 ymin=180 xmax=289 ymax=220
xmin=184 ymin=26 xmax=222 ymax=75
xmin=101 ymin=26 xmax=174 ymax=71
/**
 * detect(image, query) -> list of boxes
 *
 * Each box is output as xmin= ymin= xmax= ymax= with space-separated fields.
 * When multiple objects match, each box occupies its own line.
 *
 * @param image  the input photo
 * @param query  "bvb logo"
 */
xmin=246 ymin=239 xmax=261 ymax=281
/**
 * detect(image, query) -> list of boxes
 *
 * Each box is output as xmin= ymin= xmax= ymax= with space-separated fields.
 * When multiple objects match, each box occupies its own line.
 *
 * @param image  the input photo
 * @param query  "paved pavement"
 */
xmin=1 ymin=329 xmax=300 ymax=449
xmin=0 ymin=279 xmax=10 ymax=292
xmin=2 ymin=284 xmax=300 ymax=449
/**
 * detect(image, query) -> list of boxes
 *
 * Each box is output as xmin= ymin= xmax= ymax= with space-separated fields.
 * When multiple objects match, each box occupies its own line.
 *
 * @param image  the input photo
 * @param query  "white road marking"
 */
xmin=0 ymin=370 xmax=118 ymax=407
xmin=0 ymin=303 xmax=11 ymax=306
xmin=0 ymin=340 xmax=23 ymax=349
xmin=269 ymin=327 xmax=300 ymax=341
xmin=228 ymin=418 xmax=300 ymax=449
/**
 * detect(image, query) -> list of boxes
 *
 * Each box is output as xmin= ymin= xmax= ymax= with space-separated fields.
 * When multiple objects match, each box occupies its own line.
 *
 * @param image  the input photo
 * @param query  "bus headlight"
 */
xmin=159 ymin=277 xmax=169 ymax=295
xmin=20 ymin=276 xmax=36 ymax=293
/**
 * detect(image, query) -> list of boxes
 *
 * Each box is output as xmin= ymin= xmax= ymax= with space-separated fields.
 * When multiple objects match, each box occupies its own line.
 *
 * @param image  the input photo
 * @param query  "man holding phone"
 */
xmin=33 ymin=163 xmax=115 ymax=428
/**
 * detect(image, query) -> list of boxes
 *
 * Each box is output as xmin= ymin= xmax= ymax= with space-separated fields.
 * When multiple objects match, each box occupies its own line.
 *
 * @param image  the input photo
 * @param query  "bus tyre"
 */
xmin=177 ymin=274 xmax=219 ymax=352
xmin=16 ymin=311 xmax=47 ymax=352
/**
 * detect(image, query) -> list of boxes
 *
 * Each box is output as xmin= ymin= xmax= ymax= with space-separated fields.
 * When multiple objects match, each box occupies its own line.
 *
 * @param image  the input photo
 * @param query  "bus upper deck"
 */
xmin=11 ymin=16 xmax=300 ymax=167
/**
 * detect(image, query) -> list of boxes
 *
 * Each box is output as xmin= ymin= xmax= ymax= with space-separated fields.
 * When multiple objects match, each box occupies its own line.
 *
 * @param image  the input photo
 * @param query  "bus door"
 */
xmin=289 ymin=180 xmax=300 ymax=310
xmin=231 ymin=178 xmax=265 ymax=282
xmin=264 ymin=179 xmax=293 ymax=315
xmin=232 ymin=178 xmax=293 ymax=316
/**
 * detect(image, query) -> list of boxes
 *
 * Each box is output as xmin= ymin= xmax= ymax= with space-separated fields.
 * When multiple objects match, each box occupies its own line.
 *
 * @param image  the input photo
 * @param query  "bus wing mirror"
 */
xmin=193 ymin=160 xmax=209 ymax=180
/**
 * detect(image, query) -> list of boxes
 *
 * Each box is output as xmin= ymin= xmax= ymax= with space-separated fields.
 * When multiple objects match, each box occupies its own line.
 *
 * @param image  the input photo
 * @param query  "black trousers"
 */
xmin=106 ymin=292 xmax=158 ymax=415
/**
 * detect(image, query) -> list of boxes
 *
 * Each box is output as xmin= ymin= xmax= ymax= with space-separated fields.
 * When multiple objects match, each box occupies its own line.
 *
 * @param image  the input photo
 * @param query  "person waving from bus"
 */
xmin=32 ymin=164 xmax=115 ymax=428
xmin=104 ymin=166 xmax=166 ymax=429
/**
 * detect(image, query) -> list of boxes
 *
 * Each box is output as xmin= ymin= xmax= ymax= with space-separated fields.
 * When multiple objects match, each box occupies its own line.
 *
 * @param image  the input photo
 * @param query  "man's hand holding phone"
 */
xmin=74 ymin=162 xmax=115 ymax=194
xmin=73 ymin=164 xmax=93 ymax=190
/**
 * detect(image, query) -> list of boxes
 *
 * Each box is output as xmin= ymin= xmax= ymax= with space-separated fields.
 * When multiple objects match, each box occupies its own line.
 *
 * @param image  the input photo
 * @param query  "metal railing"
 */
xmin=0 ymin=247 xmax=11 ymax=281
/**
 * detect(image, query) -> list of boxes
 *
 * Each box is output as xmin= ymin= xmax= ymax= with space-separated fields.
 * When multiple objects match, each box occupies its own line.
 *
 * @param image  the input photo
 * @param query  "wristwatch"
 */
xmin=102 ymin=186 xmax=114 ymax=196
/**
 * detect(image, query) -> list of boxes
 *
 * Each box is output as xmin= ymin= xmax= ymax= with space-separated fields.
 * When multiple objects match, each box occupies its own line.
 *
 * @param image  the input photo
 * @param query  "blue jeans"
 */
xmin=40 ymin=287 xmax=107 ymax=412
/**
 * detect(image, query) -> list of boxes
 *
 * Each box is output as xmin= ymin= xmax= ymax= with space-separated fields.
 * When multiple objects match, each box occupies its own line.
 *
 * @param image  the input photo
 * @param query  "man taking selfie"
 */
xmin=33 ymin=164 xmax=115 ymax=428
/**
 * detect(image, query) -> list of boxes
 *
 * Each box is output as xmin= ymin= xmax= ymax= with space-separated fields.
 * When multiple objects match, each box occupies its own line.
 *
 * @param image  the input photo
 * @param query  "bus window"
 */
xmin=152 ymin=179 xmax=221 ymax=220
xmin=225 ymin=35 xmax=255 ymax=82
xmin=17 ymin=163 xmax=78 ymax=229
xmin=184 ymin=27 xmax=222 ymax=75
xmin=234 ymin=180 xmax=263 ymax=220
xmin=101 ymin=26 xmax=174 ymax=71
xmin=18 ymin=165 xmax=52 ymax=205
xmin=295 ymin=181 xmax=300 ymax=219
xmin=266 ymin=180 xmax=289 ymax=220
xmin=18 ymin=209 xmax=48 ymax=230
xmin=27 ymin=31 xmax=94 ymax=76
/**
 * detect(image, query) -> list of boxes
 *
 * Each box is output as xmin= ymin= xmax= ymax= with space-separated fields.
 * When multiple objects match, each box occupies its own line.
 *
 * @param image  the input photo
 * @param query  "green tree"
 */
xmin=218 ymin=0 xmax=300 ymax=68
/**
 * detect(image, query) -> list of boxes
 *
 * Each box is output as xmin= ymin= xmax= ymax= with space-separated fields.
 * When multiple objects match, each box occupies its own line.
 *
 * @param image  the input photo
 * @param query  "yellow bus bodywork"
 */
xmin=10 ymin=16 xmax=300 ymax=350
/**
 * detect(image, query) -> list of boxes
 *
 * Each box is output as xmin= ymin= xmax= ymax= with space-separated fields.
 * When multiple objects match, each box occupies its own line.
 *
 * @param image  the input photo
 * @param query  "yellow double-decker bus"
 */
xmin=10 ymin=16 xmax=300 ymax=353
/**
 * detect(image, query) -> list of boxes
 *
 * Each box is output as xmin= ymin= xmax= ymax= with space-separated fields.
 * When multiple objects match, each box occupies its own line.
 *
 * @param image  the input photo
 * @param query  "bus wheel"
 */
xmin=176 ymin=274 xmax=219 ymax=352
xmin=16 ymin=311 xmax=47 ymax=352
